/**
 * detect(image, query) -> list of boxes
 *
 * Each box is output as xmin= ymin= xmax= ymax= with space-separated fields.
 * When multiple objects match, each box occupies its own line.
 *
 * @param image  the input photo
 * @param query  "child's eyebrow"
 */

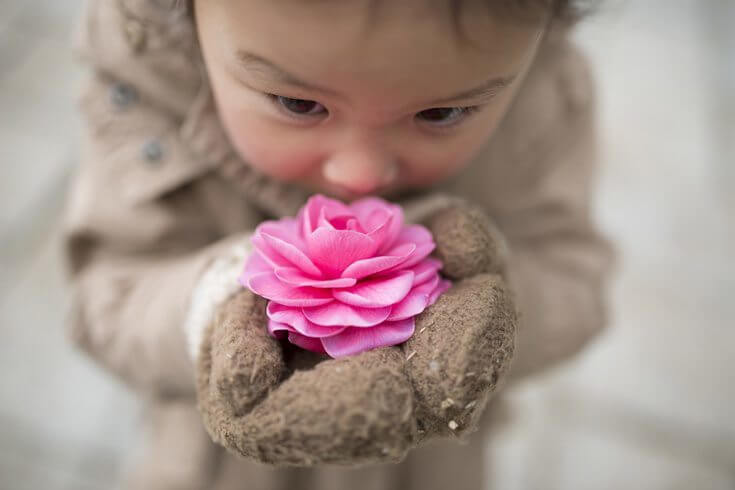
xmin=236 ymin=50 xmax=516 ymax=106
xmin=429 ymin=74 xmax=517 ymax=106
xmin=236 ymin=51 xmax=341 ymax=98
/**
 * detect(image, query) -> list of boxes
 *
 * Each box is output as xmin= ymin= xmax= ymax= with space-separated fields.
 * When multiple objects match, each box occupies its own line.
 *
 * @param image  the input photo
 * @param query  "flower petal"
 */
xmin=267 ymin=302 xmax=347 ymax=337
xmin=274 ymin=267 xmax=356 ymax=288
xmin=378 ymin=226 xmax=435 ymax=274
xmin=410 ymin=257 xmax=443 ymax=285
xmin=349 ymin=197 xmax=394 ymax=226
xmin=321 ymin=318 xmax=415 ymax=358
xmin=393 ymin=223 xmax=433 ymax=247
xmin=350 ymin=198 xmax=404 ymax=253
xmin=244 ymin=271 xmax=334 ymax=307
xmin=364 ymin=207 xmax=392 ymax=233
xmin=240 ymin=251 xmax=273 ymax=286
xmin=340 ymin=243 xmax=415 ymax=280
xmin=348 ymin=197 xmax=389 ymax=223
xmin=386 ymin=274 xmax=440 ymax=321
xmin=333 ymin=270 xmax=414 ymax=307
xmin=250 ymin=234 xmax=291 ymax=269
xmin=306 ymin=228 xmax=377 ymax=275
xmin=260 ymin=232 xmax=323 ymax=277
xmin=385 ymin=290 xmax=429 ymax=322
xmin=268 ymin=319 xmax=296 ymax=336
xmin=388 ymin=241 xmax=435 ymax=271
xmin=428 ymin=279 xmax=452 ymax=304
xmin=302 ymin=301 xmax=391 ymax=327
xmin=257 ymin=218 xmax=302 ymax=245
xmin=346 ymin=218 xmax=362 ymax=232
xmin=365 ymin=212 xmax=395 ymax=249
xmin=287 ymin=331 xmax=327 ymax=354
xmin=300 ymin=194 xmax=352 ymax=236
xmin=318 ymin=204 xmax=359 ymax=231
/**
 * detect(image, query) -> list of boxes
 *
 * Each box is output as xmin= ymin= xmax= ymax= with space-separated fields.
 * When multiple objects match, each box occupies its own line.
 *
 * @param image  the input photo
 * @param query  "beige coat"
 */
xmin=63 ymin=1 xmax=614 ymax=489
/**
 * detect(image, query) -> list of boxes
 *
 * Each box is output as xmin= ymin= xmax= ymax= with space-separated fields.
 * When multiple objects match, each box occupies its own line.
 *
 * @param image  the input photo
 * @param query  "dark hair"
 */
xmin=452 ymin=0 xmax=597 ymax=27
xmin=178 ymin=0 xmax=595 ymax=27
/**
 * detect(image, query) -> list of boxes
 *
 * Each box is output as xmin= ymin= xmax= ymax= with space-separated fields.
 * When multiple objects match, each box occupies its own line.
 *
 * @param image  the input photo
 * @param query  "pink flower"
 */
xmin=240 ymin=194 xmax=452 ymax=358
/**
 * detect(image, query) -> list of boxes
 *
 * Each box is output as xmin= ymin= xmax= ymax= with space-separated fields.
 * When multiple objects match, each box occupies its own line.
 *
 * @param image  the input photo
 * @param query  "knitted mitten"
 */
xmin=195 ymin=201 xmax=517 ymax=466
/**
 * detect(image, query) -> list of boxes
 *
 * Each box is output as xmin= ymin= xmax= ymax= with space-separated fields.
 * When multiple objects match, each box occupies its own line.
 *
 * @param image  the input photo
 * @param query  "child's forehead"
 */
xmin=210 ymin=0 xmax=541 ymax=49
xmin=200 ymin=0 xmax=542 ymax=107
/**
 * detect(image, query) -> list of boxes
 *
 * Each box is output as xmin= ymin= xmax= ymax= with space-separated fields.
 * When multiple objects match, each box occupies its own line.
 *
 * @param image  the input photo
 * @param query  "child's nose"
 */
xmin=322 ymin=149 xmax=397 ymax=195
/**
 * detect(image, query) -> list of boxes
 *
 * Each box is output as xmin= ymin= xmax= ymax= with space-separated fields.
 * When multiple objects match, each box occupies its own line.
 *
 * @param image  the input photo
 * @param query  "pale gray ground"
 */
xmin=0 ymin=1 xmax=733 ymax=489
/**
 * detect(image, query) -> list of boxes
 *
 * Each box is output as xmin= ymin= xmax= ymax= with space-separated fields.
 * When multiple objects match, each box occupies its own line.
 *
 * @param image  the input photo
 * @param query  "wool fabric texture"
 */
xmin=197 ymin=203 xmax=518 ymax=467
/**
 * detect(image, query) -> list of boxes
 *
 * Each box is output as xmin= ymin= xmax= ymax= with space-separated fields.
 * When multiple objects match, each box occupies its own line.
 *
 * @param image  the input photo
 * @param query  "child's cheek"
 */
xmin=404 ymin=132 xmax=493 ymax=187
xmin=220 ymin=109 xmax=319 ymax=181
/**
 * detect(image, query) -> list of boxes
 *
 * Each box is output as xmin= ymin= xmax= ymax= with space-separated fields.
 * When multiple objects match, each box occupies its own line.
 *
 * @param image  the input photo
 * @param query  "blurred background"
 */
xmin=0 ymin=0 xmax=733 ymax=489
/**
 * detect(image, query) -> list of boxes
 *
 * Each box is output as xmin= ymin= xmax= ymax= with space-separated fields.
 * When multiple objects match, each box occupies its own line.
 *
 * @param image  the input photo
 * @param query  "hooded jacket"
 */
xmin=62 ymin=1 xmax=614 ymax=488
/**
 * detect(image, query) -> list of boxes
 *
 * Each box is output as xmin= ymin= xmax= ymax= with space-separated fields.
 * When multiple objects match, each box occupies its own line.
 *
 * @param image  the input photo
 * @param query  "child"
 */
xmin=63 ymin=0 xmax=613 ymax=488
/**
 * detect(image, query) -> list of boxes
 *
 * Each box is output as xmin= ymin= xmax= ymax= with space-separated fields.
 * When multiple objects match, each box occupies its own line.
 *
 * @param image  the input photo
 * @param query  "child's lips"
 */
xmin=322 ymin=184 xmax=380 ymax=202
xmin=301 ymin=176 xmax=402 ymax=203
xmin=323 ymin=179 xmax=403 ymax=201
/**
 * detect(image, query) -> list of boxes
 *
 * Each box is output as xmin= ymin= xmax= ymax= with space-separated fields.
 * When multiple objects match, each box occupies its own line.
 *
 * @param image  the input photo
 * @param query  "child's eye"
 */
xmin=268 ymin=95 xmax=328 ymax=117
xmin=415 ymin=106 xmax=479 ymax=127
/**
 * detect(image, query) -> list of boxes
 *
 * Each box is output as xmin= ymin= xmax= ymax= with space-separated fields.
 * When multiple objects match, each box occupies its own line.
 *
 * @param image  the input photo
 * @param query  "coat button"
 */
xmin=142 ymin=140 xmax=164 ymax=164
xmin=123 ymin=19 xmax=147 ymax=54
xmin=110 ymin=82 xmax=138 ymax=109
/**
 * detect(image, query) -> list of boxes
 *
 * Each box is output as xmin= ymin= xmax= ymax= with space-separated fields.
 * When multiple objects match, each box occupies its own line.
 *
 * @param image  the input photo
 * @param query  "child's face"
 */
xmin=196 ymin=0 xmax=543 ymax=201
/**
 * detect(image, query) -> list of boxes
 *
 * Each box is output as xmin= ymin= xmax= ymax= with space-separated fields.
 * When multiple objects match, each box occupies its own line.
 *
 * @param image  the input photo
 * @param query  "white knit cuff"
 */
xmin=184 ymin=234 xmax=254 ymax=361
